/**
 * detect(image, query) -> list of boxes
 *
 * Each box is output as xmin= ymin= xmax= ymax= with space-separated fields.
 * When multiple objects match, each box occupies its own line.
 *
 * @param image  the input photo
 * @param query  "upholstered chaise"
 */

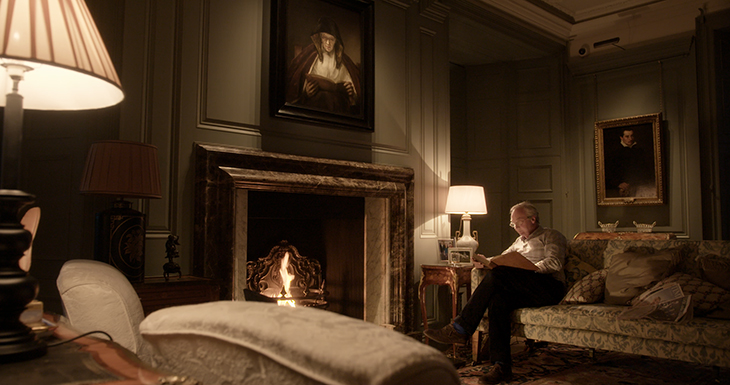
xmin=141 ymin=301 xmax=460 ymax=385
xmin=57 ymin=259 xmax=460 ymax=385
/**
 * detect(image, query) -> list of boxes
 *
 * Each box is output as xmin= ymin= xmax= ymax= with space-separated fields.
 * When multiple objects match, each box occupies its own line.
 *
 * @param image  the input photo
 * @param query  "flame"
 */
xmin=277 ymin=252 xmax=296 ymax=307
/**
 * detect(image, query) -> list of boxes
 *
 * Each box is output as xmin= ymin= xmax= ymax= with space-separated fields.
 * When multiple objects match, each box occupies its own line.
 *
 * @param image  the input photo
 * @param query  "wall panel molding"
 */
xmin=418 ymin=26 xmax=438 ymax=238
xmin=199 ymin=0 xmax=262 ymax=131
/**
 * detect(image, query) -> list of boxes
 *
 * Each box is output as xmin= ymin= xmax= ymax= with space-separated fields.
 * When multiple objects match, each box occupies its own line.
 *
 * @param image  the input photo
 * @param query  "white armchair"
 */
xmin=56 ymin=259 xmax=153 ymax=362
xmin=56 ymin=259 xmax=460 ymax=385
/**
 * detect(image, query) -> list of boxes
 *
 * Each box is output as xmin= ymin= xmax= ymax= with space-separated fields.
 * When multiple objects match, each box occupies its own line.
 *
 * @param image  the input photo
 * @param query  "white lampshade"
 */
xmin=0 ymin=0 xmax=124 ymax=110
xmin=445 ymin=186 xmax=487 ymax=215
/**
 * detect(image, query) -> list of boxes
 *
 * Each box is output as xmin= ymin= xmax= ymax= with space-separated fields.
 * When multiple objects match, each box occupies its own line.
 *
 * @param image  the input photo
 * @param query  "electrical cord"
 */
xmin=47 ymin=330 xmax=114 ymax=347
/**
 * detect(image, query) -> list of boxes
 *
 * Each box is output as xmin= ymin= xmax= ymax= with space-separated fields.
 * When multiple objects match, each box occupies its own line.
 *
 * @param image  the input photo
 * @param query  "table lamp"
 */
xmin=445 ymin=185 xmax=487 ymax=253
xmin=80 ymin=141 xmax=162 ymax=283
xmin=0 ymin=0 xmax=124 ymax=362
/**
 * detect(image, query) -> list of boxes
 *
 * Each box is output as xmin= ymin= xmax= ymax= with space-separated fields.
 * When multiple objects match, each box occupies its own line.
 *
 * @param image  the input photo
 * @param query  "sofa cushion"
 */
xmin=707 ymin=301 xmax=730 ymax=320
xmin=634 ymin=272 xmax=730 ymax=315
xmin=697 ymin=254 xmax=730 ymax=292
xmin=604 ymin=246 xmax=683 ymax=305
xmin=513 ymin=304 xmax=730 ymax=351
xmin=560 ymin=269 xmax=607 ymax=305
xmin=563 ymin=255 xmax=598 ymax=289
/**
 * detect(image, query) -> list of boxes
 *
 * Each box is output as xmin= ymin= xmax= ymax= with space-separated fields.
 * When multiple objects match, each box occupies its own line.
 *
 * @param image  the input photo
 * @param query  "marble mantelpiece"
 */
xmin=194 ymin=143 xmax=415 ymax=331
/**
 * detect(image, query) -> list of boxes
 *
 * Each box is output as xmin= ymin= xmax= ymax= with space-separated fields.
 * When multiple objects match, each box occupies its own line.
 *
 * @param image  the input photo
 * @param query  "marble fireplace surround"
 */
xmin=193 ymin=143 xmax=415 ymax=331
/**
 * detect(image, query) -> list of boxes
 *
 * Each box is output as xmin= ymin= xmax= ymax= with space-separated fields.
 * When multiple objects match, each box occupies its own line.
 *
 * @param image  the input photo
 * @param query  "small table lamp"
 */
xmin=0 ymin=0 xmax=124 ymax=362
xmin=445 ymin=185 xmax=488 ymax=253
xmin=80 ymin=141 xmax=162 ymax=284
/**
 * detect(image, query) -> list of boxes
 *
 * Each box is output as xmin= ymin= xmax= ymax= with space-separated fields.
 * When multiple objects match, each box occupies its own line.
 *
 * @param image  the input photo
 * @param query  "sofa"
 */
xmin=471 ymin=238 xmax=730 ymax=368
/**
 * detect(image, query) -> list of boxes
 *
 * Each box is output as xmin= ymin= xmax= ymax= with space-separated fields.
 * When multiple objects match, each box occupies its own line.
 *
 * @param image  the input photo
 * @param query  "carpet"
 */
xmin=447 ymin=338 xmax=730 ymax=385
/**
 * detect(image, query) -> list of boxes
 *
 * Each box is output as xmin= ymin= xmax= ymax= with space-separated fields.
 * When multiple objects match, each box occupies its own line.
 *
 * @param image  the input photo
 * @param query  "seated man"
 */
xmin=424 ymin=201 xmax=566 ymax=384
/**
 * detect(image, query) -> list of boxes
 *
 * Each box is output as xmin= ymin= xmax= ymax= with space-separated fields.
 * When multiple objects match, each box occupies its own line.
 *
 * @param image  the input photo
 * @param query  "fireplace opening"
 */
xmin=247 ymin=191 xmax=364 ymax=319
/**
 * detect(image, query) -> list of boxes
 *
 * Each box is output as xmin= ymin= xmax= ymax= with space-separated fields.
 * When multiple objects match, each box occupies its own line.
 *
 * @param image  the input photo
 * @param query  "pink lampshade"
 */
xmin=0 ymin=0 xmax=124 ymax=110
xmin=80 ymin=141 xmax=162 ymax=199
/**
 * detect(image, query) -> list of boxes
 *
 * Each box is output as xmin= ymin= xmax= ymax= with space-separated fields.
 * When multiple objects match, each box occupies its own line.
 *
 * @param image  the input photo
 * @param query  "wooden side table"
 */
xmin=1 ymin=314 xmax=195 ymax=384
xmin=133 ymin=276 xmax=220 ymax=316
xmin=419 ymin=264 xmax=473 ymax=345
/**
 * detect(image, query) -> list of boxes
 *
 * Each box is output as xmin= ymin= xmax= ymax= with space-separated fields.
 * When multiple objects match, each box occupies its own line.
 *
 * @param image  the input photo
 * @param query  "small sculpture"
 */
xmin=163 ymin=234 xmax=182 ymax=281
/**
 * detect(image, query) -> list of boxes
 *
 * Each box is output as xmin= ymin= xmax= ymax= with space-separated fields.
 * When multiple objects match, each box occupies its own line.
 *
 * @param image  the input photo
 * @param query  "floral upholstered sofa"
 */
xmin=471 ymin=238 xmax=730 ymax=367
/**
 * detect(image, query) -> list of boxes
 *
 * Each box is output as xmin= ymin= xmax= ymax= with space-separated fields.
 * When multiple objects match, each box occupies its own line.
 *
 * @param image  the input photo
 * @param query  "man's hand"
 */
xmin=472 ymin=253 xmax=490 ymax=269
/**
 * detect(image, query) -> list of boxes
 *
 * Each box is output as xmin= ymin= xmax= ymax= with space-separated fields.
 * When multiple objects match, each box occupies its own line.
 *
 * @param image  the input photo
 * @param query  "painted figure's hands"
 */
xmin=304 ymin=79 xmax=319 ymax=97
xmin=343 ymin=81 xmax=355 ymax=97
xmin=618 ymin=182 xmax=630 ymax=196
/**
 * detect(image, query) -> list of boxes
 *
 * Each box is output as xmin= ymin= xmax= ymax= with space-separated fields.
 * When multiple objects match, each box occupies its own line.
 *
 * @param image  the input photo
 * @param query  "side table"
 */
xmin=0 ymin=314 xmax=198 ymax=384
xmin=133 ymin=276 xmax=220 ymax=316
xmin=419 ymin=264 xmax=473 ymax=345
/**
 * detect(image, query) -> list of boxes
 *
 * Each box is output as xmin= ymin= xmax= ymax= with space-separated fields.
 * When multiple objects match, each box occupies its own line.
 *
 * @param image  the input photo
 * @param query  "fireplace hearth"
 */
xmin=194 ymin=143 xmax=415 ymax=332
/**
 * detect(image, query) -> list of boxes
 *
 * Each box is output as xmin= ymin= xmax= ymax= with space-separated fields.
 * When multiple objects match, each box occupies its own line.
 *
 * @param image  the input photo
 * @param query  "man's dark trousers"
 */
xmin=453 ymin=266 xmax=565 ymax=367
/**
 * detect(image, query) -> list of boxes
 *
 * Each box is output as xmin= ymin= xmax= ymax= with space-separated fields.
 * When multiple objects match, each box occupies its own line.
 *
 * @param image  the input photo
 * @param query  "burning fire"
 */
xmin=277 ymin=252 xmax=296 ymax=307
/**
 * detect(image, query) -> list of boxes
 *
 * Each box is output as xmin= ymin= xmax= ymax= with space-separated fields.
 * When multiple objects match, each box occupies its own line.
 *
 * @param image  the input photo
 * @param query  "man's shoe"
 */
xmin=423 ymin=324 xmax=468 ymax=345
xmin=478 ymin=363 xmax=512 ymax=384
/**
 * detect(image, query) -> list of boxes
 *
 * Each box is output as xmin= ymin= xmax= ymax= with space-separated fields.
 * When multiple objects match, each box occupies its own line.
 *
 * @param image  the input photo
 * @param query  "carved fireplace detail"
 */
xmin=194 ymin=143 xmax=415 ymax=332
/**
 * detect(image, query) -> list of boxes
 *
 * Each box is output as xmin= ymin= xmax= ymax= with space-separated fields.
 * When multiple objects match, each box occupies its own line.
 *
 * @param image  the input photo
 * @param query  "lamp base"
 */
xmin=94 ymin=199 xmax=146 ymax=283
xmin=0 ymin=190 xmax=47 ymax=362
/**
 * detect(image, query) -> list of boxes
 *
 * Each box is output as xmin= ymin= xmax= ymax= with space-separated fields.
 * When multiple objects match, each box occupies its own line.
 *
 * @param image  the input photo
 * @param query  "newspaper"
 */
xmin=618 ymin=282 xmax=693 ymax=323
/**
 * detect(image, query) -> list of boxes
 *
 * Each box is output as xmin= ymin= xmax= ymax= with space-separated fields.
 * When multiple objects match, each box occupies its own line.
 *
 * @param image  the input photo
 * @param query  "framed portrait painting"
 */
xmin=594 ymin=113 xmax=665 ymax=206
xmin=270 ymin=0 xmax=374 ymax=131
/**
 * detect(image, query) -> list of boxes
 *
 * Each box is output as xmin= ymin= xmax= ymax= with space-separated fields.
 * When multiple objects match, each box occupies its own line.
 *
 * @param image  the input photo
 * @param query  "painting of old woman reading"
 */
xmin=272 ymin=0 xmax=373 ymax=131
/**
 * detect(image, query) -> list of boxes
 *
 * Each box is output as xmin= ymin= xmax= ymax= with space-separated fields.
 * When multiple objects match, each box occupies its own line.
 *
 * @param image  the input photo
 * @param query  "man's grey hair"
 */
xmin=510 ymin=201 xmax=540 ymax=224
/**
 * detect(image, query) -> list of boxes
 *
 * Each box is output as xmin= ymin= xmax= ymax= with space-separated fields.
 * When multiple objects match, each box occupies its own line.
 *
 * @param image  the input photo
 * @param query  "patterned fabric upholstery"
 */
xmin=560 ymin=269 xmax=607 ymax=305
xmin=639 ymin=272 xmax=730 ymax=315
xmin=471 ymin=239 xmax=730 ymax=368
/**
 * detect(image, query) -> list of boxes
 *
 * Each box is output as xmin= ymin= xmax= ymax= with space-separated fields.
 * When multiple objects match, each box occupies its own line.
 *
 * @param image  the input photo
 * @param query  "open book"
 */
xmin=618 ymin=282 xmax=693 ymax=323
xmin=473 ymin=251 xmax=538 ymax=271
xmin=305 ymin=73 xmax=346 ymax=93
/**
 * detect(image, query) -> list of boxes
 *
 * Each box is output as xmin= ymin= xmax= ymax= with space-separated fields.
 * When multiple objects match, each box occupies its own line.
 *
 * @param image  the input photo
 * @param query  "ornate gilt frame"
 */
xmin=594 ymin=113 xmax=665 ymax=206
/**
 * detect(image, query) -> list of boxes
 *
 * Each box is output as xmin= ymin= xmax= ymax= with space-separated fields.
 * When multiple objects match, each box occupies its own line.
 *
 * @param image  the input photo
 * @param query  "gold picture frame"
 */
xmin=594 ymin=113 xmax=664 ymax=206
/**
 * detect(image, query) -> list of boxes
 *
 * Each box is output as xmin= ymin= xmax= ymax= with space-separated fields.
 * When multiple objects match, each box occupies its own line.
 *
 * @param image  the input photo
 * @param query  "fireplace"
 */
xmin=193 ymin=143 xmax=415 ymax=331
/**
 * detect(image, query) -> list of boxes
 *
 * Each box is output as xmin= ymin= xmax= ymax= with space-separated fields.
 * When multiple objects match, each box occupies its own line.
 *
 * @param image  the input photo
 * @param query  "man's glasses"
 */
xmin=509 ymin=216 xmax=531 ymax=228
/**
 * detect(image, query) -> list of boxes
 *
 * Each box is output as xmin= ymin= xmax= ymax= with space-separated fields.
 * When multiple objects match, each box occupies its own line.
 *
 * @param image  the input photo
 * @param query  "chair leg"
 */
xmin=471 ymin=331 xmax=490 ymax=363
xmin=471 ymin=332 xmax=480 ymax=363
xmin=523 ymin=338 xmax=548 ymax=355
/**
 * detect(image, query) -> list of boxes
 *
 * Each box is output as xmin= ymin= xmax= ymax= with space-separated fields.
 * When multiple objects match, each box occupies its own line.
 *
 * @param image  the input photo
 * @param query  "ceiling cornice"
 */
xmin=473 ymin=0 xmax=573 ymax=41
